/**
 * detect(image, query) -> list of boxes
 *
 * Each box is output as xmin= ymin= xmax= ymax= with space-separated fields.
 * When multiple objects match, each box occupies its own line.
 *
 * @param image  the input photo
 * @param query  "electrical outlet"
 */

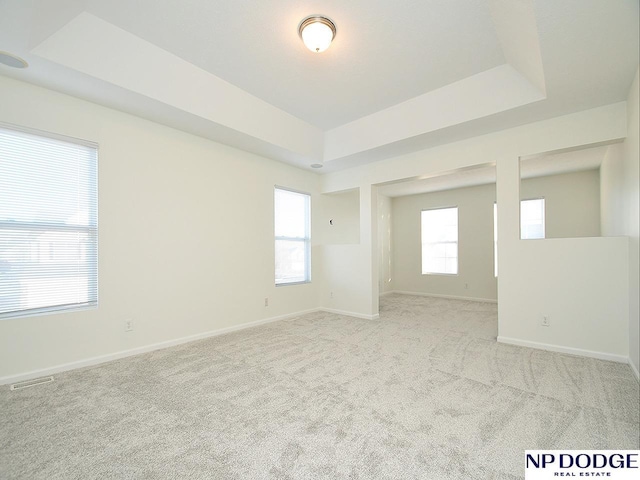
xmin=330 ymin=291 xmax=334 ymax=299
xmin=464 ymin=283 xmax=469 ymax=290
xmin=264 ymin=297 xmax=269 ymax=307
xmin=541 ymin=316 xmax=550 ymax=327
xmin=124 ymin=319 xmax=134 ymax=332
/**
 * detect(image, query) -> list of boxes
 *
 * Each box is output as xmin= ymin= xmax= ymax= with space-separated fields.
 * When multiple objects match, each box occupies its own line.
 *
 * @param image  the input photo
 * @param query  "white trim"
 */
xmin=379 ymin=291 xmax=394 ymax=297
xmin=390 ymin=290 xmax=498 ymax=304
xmin=629 ymin=358 xmax=640 ymax=382
xmin=0 ymin=121 xmax=98 ymax=149
xmin=497 ymin=336 xmax=629 ymax=364
xmin=0 ymin=308 xmax=319 ymax=386
xmin=320 ymin=308 xmax=380 ymax=320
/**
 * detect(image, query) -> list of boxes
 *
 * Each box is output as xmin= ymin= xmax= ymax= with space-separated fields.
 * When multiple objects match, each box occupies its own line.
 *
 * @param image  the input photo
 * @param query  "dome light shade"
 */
xmin=299 ymin=16 xmax=336 ymax=53
xmin=0 ymin=51 xmax=28 ymax=68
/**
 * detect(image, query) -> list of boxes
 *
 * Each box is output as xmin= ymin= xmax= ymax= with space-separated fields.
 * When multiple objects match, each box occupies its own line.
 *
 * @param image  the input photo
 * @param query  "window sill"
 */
xmin=0 ymin=303 xmax=97 ymax=321
xmin=276 ymin=280 xmax=311 ymax=287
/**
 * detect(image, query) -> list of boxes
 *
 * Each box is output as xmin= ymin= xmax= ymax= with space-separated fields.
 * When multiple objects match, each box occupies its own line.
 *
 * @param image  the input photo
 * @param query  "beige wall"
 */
xmin=0 ymin=75 xmax=321 ymax=381
xmin=389 ymin=169 xmax=602 ymax=301
xmin=600 ymin=144 xmax=626 ymax=236
xmin=317 ymin=188 xmax=377 ymax=317
xmin=377 ymin=194 xmax=393 ymax=294
xmin=521 ymin=169 xmax=601 ymax=238
xmin=625 ymin=70 xmax=640 ymax=377
xmin=318 ymin=187 xmax=378 ymax=318
xmin=601 ymin=69 xmax=640 ymax=376
xmin=317 ymin=189 xmax=360 ymax=245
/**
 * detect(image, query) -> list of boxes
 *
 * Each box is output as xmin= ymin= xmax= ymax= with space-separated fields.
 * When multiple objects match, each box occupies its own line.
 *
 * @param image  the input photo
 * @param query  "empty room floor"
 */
xmin=1 ymin=294 xmax=638 ymax=479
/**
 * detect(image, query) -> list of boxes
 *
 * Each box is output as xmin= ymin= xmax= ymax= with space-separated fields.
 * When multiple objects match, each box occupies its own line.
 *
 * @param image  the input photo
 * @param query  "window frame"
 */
xmin=493 ymin=202 xmax=498 ymax=278
xmin=274 ymin=186 xmax=311 ymax=286
xmin=420 ymin=205 xmax=459 ymax=276
xmin=0 ymin=122 xmax=98 ymax=320
xmin=494 ymin=198 xmax=547 ymax=277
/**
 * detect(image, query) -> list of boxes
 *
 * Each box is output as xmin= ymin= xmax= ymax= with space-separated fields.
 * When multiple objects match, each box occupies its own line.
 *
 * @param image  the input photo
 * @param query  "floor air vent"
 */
xmin=10 ymin=376 xmax=54 ymax=391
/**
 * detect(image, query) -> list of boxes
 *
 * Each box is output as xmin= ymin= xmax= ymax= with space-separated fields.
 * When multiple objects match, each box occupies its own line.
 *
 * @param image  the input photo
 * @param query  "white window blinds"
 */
xmin=275 ymin=187 xmax=310 ymax=285
xmin=0 ymin=125 xmax=98 ymax=319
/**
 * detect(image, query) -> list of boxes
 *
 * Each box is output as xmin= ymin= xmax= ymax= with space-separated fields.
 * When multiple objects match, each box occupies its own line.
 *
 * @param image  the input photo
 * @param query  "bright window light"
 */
xmin=493 ymin=202 xmax=498 ymax=277
xmin=0 ymin=126 xmax=98 ymax=319
xmin=521 ymin=198 xmax=545 ymax=239
xmin=421 ymin=207 xmax=458 ymax=275
xmin=275 ymin=188 xmax=311 ymax=285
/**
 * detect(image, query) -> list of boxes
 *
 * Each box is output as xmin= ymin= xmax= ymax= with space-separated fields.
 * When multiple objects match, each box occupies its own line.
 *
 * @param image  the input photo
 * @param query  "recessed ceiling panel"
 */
xmin=1 ymin=0 xmax=637 ymax=173
xmin=85 ymin=0 xmax=506 ymax=129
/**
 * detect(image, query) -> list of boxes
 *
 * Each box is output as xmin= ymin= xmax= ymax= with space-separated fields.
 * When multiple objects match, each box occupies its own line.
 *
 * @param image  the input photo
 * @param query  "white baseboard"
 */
xmin=320 ymin=308 xmax=380 ymax=320
xmin=391 ymin=290 xmax=498 ymax=304
xmin=497 ymin=336 xmax=629 ymax=364
xmin=629 ymin=358 xmax=640 ymax=382
xmin=379 ymin=291 xmax=394 ymax=297
xmin=0 ymin=308 xmax=320 ymax=386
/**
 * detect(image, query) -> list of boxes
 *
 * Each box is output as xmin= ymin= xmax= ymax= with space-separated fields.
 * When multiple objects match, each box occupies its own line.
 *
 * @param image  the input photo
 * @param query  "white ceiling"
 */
xmin=0 ymin=0 xmax=637 ymax=172
xmin=85 ymin=0 xmax=506 ymax=130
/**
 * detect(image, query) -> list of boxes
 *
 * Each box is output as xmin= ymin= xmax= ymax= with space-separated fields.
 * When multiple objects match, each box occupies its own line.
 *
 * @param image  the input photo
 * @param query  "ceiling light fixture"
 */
xmin=0 ymin=51 xmax=28 ymax=69
xmin=298 ymin=16 xmax=336 ymax=53
xmin=310 ymin=163 xmax=323 ymax=169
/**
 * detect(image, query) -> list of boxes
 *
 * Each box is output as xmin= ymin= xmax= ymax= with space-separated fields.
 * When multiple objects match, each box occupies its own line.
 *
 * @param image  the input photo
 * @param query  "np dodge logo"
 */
xmin=525 ymin=450 xmax=639 ymax=479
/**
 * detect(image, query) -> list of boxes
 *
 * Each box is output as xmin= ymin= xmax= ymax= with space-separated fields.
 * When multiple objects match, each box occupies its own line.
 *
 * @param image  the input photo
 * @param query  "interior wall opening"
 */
xmin=518 ymin=141 xmax=624 ymax=240
xmin=375 ymin=164 xmax=498 ymax=304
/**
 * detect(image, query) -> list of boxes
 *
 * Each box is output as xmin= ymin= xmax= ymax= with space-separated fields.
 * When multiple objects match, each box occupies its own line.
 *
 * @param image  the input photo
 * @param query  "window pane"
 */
xmin=275 ymin=189 xmax=308 ymax=238
xmin=421 ymin=207 xmax=458 ymax=274
xmin=275 ymin=240 xmax=307 ymax=284
xmin=445 ymin=258 xmax=458 ymax=275
xmin=521 ymin=198 xmax=545 ymax=240
xmin=445 ymin=243 xmax=457 ymax=257
xmin=445 ymin=226 xmax=457 ymax=242
xmin=0 ymin=131 xmax=96 ymax=226
xmin=423 ymin=256 xmax=445 ymax=275
xmin=426 ymin=243 xmax=444 ymax=258
xmin=0 ymin=127 xmax=98 ymax=318
xmin=494 ymin=203 xmax=498 ymax=277
xmin=275 ymin=188 xmax=310 ymax=285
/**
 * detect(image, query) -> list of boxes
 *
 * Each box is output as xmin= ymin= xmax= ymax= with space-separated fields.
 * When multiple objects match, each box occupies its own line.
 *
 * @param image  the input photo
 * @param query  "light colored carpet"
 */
xmin=1 ymin=294 xmax=638 ymax=479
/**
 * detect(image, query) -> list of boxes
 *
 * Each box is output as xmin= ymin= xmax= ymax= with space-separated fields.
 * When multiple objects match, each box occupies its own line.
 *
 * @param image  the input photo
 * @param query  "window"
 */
xmin=0 ymin=125 xmax=98 ymax=319
xmin=421 ymin=207 xmax=458 ymax=275
xmin=275 ymin=187 xmax=310 ymax=285
xmin=521 ymin=198 xmax=545 ymax=239
xmin=494 ymin=199 xmax=546 ymax=275
xmin=493 ymin=202 xmax=498 ymax=277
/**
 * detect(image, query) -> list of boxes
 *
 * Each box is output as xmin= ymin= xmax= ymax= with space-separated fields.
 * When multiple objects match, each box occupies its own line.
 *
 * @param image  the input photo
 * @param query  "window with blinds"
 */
xmin=0 ymin=125 xmax=98 ymax=319
xmin=274 ymin=187 xmax=310 ymax=285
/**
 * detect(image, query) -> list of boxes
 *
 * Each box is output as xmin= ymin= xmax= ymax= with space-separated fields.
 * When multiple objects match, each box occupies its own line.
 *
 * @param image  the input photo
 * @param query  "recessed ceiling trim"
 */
xmin=324 ymin=64 xmax=546 ymax=162
xmin=30 ymin=12 xmax=324 ymax=162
